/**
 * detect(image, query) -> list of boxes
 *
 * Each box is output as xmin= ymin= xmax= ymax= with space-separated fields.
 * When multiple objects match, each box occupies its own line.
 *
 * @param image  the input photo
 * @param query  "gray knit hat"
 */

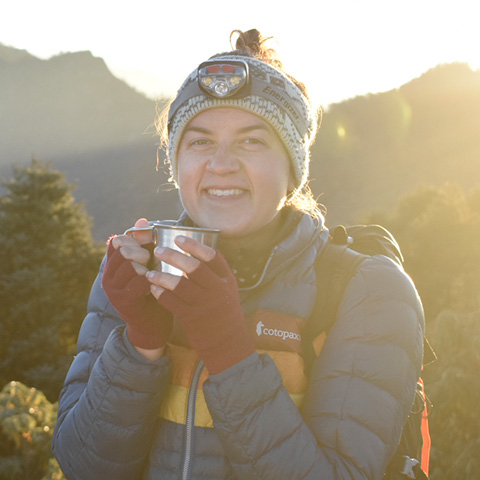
xmin=167 ymin=54 xmax=318 ymax=190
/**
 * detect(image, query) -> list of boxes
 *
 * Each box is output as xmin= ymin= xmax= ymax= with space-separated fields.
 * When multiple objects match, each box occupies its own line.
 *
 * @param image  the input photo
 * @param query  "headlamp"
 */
xmin=167 ymin=54 xmax=317 ymax=189
xmin=197 ymin=60 xmax=249 ymax=98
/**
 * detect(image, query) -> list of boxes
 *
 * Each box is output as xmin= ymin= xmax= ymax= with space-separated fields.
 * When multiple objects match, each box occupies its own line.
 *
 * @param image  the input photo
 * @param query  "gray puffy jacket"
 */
xmin=52 ymin=212 xmax=424 ymax=479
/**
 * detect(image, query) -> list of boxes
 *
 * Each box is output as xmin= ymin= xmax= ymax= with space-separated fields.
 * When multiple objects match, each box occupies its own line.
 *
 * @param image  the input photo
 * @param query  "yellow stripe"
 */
xmin=160 ymin=343 xmax=309 ymax=427
xmin=257 ymin=349 xmax=308 ymax=393
xmin=290 ymin=392 xmax=306 ymax=408
xmin=159 ymin=383 xmax=214 ymax=428
xmin=166 ymin=344 xmax=308 ymax=392
xmin=167 ymin=343 xmax=208 ymax=389
xmin=159 ymin=384 xmax=305 ymax=427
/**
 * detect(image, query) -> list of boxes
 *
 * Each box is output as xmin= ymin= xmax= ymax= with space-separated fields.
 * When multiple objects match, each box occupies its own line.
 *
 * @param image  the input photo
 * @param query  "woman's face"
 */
xmin=176 ymin=107 xmax=294 ymax=238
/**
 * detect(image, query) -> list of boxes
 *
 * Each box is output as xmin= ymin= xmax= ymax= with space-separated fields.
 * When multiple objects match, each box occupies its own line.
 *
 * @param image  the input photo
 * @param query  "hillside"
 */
xmin=0 ymin=43 xmax=157 ymax=162
xmin=0 ymin=44 xmax=182 ymax=240
xmin=311 ymin=62 xmax=480 ymax=224
xmin=1 ymin=44 xmax=479 ymax=238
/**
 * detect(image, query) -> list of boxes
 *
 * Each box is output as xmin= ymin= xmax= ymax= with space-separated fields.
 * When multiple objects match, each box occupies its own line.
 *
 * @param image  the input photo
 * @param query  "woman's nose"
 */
xmin=206 ymin=144 xmax=240 ymax=174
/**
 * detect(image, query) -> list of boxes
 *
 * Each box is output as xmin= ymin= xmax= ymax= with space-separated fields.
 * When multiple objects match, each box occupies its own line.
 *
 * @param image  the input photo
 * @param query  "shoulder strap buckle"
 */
xmin=400 ymin=456 xmax=421 ymax=479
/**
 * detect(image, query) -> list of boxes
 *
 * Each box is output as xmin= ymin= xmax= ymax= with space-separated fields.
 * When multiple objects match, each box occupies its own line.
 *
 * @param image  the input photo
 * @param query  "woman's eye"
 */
xmin=244 ymin=138 xmax=264 ymax=145
xmin=191 ymin=139 xmax=211 ymax=146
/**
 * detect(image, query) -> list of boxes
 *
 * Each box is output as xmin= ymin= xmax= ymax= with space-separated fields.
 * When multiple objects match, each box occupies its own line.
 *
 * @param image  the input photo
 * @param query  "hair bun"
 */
xmin=233 ymin=29 xmax=263 ymax=55
xmin=231 ymin=29 xmax=282 ymax=70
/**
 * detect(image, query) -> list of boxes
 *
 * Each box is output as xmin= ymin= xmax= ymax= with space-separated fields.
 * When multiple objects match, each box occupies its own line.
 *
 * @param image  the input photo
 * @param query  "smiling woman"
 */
xmin=176 ymin=108 xmax=293 ymax=237
xmin=52 ymin=28 xmax=426 ymax=480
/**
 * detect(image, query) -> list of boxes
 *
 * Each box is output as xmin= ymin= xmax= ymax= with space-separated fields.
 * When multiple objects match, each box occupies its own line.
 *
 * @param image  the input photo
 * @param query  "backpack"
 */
xmin=304 ymin=224 xmax=434 ymax=480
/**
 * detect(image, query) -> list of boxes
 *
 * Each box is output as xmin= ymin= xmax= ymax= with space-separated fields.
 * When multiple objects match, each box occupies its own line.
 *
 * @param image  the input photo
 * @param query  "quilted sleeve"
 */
xmin=203 ymin=255 xmax=424 ymax=479
xmin=52 ymin=257 xmax=172 ymax=480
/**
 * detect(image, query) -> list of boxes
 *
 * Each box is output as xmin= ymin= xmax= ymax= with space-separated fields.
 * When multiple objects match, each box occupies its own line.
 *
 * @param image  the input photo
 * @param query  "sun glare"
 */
xmin=337 ymin=126 xmax=347 ymax=139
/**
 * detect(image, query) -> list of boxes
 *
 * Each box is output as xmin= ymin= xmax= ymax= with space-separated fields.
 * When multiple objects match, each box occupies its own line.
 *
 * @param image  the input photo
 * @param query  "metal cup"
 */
xmin=124 ymin=223 xmax=220 ymax=276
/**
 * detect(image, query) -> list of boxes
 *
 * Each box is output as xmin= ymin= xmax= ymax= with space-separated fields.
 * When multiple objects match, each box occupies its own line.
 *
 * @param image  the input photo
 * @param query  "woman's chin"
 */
xmin=193 ymin=214 xmax=249 ymax=238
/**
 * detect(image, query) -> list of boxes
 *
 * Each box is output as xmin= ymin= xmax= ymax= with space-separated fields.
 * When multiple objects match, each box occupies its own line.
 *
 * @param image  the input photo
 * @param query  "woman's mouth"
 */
xmin=207 ymin=188 xmax=245 ymax=197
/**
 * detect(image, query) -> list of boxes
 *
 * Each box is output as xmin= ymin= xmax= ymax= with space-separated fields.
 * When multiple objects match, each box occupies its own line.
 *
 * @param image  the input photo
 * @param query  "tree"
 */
xmin=0 ymin=381 xmax=65 ymax=480
xmin=0 ymin=159 xmax=104 ymax=400
xmin=363 ymin=183 xmax=480 ymax=319
xmin=362 ymin=183 xmax=480 ymax=479
xmin=424 ymin=310 xmax=480 ymax=480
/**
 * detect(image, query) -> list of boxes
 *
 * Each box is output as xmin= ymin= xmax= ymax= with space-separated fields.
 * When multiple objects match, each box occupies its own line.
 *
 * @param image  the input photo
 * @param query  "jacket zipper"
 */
xmin=238 ymin=246 xmax=277 ymax=292
xmin=179 ymin=248 xmax=275 ymax=478
xmin=181 ymin=359 xmax=204 ymax=480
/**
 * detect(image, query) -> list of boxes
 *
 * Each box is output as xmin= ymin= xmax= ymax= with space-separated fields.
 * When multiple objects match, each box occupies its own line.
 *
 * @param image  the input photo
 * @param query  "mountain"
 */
xmin=0 ymin=44 xmax=182 ymax=240
xmin=1 ymin=44 xmax=480 ymax=239
xmin=310 ymin=62 xmax=480 ymax=224
xmin=0 ymin=44 xmax=156 ymax=162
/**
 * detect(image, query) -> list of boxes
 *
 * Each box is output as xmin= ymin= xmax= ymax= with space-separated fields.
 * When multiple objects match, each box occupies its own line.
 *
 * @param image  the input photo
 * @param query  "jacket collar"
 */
xmin=176 ymin=208 xmax=327 ymax=290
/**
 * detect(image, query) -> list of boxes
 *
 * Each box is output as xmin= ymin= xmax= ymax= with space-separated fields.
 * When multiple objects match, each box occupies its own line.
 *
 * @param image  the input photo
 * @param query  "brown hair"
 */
xmin=156 ymin=29 xmax=321 ymax=215
xmin=228 ymin=29 xmax=310 ymax=99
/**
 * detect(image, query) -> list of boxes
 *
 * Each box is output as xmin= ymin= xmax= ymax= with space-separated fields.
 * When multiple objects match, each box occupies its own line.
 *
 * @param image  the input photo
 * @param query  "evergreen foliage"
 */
xmin=1 ymin=163 xmax=479 ymax=477
xmin=363 ymin=183 xmax=480 ymax=479
xmin=0 ymin=381 xmax=65 ymax=480
xmin=0 ymin=159 xmax=104 ymax=400
xmin=424 ymin=310 xmax=480 ymax=480
xmin=363 ymin=183 xmax=480 ymax=319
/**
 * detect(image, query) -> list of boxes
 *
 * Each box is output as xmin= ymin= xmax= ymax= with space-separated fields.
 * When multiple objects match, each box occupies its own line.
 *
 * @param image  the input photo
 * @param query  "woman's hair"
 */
xmin=156 ymin=29 xmax=321 ymax=215
xmin=228 ymin=29 xmax=309 ymax=99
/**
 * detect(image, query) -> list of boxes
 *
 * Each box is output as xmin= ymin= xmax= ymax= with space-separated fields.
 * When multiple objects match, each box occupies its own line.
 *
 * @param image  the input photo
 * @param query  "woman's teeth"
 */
xmin=207 ymin=189 xmax=243 ymax=197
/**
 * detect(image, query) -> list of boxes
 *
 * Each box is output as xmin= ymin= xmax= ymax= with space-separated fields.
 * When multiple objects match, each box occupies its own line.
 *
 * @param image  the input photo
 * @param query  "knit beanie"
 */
xmin=166 ymin=54 xmax=318 ymax=190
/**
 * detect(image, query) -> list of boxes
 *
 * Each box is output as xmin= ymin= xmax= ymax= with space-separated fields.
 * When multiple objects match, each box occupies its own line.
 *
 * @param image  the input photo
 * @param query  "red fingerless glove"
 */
xmin=157 ymin=252 xmax=255 ymax=374
xmin=102 ymin=239 xmax=173 ymax=349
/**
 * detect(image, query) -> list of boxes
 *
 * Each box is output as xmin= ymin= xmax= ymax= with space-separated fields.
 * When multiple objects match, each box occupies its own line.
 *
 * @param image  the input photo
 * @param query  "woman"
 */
xmin=53 ymin=30 xmax=425 ymax=479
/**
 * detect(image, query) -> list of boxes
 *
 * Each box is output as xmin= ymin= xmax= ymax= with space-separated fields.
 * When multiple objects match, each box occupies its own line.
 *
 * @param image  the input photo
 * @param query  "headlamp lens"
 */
xmin=214 ymin=81 xmax=229 ymax=96
xmin=198 ymin=61 xmax=248 ymax=98
xmin=230 ymin=76 xmax=241 ymax=86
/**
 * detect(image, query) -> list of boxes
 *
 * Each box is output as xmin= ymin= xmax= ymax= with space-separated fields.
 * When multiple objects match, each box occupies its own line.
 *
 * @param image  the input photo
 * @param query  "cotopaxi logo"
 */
xmin=256 ymin=321 xmax=301 ymax=342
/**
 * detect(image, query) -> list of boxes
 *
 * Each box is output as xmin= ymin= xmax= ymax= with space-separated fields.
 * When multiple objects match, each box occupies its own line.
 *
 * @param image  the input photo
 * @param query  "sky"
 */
xmin=1 ymin=0 xmax=479 ymax=109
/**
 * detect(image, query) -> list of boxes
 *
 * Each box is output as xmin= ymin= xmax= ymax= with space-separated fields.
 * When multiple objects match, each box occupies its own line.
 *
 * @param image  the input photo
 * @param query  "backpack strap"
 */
xmin=303 ymin=232 xmax=369 ymax=373
xmin=315 ymin=242 xmax=368 ymax=334
xmin=303 ymin=226 xmax=432 ymax=479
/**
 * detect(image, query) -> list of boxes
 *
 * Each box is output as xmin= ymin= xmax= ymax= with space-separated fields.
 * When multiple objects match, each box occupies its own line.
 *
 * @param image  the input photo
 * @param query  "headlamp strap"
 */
xmin=168 ymin=65 xmax=308 ymax=135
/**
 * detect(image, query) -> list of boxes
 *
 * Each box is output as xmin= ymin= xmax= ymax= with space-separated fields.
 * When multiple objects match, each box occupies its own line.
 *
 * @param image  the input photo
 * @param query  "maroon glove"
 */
xmin=102 ymin=239 xmax=173 ymax=349
xmin=157 ymin=252 xmax=255 ymax=374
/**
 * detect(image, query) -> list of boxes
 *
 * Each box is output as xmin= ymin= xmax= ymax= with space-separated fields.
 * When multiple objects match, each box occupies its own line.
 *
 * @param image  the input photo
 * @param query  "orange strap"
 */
xmin=419 ymin=378 xmax=431 ymax=476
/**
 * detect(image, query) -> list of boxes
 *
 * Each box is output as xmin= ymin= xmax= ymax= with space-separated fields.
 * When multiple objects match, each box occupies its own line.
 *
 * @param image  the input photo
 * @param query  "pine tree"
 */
xmin=0 ymin=159 xmax=104 ymax=400
xmin=0 ymin=381 xmax=65 ymax=479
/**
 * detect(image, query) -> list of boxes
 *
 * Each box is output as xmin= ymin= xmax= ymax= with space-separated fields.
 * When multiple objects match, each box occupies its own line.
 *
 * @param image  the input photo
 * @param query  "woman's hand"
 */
xmin=147 ymin=235 xmax=216 ymax=297
xmin=110 ymin=218 xmax=156 ymax=275
xmin=146 ymin=236 xmax=255 ymax=374
xmin=102 ymin=218 xmax=173 ymax=359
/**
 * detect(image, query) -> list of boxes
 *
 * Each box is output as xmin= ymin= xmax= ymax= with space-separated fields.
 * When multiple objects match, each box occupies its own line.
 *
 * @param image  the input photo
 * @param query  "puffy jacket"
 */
xmin=52 ymin=211 xmax=425 ymax=479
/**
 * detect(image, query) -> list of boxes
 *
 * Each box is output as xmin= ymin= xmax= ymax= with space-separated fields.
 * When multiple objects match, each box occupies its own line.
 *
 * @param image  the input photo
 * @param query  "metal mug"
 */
xmin=124 ymin=223 xmax=220 ymax=276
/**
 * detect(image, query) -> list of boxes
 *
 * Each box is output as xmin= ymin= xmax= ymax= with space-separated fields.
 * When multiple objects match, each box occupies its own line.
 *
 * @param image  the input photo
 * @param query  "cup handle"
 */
xmin=123 ymin=225 xmax=156 ymax=243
